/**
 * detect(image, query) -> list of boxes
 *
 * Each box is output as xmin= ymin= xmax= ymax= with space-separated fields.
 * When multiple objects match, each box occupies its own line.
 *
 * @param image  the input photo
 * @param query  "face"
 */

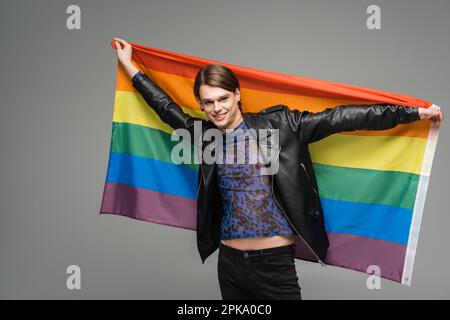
xmin=198 ymin=85 xmax=242 ymax=130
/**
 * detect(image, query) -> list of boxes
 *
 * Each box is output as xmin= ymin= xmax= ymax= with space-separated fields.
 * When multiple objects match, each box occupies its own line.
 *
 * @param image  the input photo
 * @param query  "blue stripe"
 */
xmin=106 ymin=152 xmax=198 ymax=199
xmin=106 ymin=152 xmax=413 ymax=244
xmin=321 ymin=198 xmax=412 ymax=245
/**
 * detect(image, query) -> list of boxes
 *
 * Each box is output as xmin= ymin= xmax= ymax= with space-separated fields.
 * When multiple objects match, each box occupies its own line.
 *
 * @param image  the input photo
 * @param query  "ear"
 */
xmin=235 ymin=88 xmax=241 ymax=102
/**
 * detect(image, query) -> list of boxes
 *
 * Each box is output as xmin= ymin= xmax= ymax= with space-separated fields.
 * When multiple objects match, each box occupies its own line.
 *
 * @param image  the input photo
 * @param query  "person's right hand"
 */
xmin=112 ymin=37 xmax=132 ymax=67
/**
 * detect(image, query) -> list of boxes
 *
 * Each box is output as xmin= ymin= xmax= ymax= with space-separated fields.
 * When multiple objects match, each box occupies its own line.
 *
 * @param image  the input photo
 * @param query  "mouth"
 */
xmin=212 ymin=112 xmax=227 ymax=121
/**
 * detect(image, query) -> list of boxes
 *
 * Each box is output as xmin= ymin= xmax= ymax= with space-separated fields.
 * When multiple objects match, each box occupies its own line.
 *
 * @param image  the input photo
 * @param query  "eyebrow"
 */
xmin=200 ymin=94 xmax=230 ymax=103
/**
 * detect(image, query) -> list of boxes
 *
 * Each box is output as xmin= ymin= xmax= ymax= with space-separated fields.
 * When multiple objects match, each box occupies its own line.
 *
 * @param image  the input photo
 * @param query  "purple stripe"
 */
xmin=100 ymin=183 xmax=407 ymax=282
xmin=99 ymin=182 xmax=197 ymax=230
xmin=324 ymin=233 xmax=406 ymax=282
xmin=293 ymin=236 xmax=320 ymax=262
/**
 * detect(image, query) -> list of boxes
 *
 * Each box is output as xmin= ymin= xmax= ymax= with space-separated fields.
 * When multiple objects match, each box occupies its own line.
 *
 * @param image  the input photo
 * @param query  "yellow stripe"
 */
xmin=113 ymin=90 xmax=208 ymax=135
xmin=309 ymin=134 xmax=426 ymax=174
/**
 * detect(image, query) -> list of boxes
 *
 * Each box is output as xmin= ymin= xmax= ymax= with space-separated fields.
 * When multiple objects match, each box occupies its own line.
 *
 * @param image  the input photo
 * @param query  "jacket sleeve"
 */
xmin=131 ymin=71 xmax=205 ymax=144
xmin=287 ymin=104 xmax=421 ymax=143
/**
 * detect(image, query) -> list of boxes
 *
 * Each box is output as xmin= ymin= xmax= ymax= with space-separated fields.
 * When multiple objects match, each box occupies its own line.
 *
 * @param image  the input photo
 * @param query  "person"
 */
xmin=111 ymin=37 xmax=443 ymax=300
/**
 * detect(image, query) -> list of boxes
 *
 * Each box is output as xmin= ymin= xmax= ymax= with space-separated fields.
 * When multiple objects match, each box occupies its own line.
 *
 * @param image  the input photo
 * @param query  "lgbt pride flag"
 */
xmin=100 ymin=41 xmax=440 ymax=285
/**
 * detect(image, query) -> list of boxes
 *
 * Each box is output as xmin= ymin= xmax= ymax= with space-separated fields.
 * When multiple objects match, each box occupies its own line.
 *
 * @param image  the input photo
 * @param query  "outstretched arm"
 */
xmin=287 ymin=103 xmax=441 ymax=143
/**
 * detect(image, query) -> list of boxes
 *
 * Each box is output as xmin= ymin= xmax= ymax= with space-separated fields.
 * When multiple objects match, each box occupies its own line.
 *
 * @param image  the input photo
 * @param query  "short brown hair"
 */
xmin=193 ymin=64 xmax=242 ymax=112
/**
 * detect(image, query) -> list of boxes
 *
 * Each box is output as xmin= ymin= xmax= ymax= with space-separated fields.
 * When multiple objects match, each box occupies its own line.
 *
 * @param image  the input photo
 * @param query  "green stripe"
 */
xmin=314 ymin=163 xmax=419 ymax=210
xmin=111 ymin=122 xmax=419 ymax=210
xmin=111 ymin=122 xmax=199 ymax=171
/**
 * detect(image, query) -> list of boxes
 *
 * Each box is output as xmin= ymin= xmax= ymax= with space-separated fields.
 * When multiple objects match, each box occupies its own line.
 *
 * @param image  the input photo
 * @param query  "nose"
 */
xmin=213 ymin=101 xmax=222 ymax=113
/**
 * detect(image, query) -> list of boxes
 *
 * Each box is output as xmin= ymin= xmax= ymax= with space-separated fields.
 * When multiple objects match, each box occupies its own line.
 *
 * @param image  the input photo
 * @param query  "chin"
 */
xmin=214 ymin=121 xmax=229 ymax=130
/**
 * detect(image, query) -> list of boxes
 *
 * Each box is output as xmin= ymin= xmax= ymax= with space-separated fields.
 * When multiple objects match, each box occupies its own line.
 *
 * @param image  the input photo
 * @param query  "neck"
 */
xmin=220 ymin=112 xmax=244 ymax=133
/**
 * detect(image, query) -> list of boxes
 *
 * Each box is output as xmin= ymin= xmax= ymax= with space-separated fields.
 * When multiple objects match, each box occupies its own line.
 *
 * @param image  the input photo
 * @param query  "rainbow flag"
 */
xmin=100 ymin=41 xmax=439 ymax=285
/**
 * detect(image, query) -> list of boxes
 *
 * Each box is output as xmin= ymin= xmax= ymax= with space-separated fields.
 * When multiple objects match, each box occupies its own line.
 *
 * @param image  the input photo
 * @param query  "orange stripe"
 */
xmin=116 ymin=63 xmax=429 ymax=139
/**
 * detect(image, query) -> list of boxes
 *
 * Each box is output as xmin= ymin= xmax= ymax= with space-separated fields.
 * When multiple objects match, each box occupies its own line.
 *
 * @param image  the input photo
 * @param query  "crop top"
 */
xmin=216 ymin=120 xmax=295 ymax=240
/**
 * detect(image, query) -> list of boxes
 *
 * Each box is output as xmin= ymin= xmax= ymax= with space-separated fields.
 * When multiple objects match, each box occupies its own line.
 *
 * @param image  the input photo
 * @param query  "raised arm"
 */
xmin=112 ymin=38 xmax=204 ymax=144
xmin=131 ymin=71 xmax=204 ymax=136
xmin=286 ymin=104 xmax=421 ymax=143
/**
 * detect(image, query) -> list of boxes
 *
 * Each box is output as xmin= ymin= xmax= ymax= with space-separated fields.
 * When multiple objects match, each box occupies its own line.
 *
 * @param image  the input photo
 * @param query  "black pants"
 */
xmin=217 ymin=242 xmax=302 ymax=300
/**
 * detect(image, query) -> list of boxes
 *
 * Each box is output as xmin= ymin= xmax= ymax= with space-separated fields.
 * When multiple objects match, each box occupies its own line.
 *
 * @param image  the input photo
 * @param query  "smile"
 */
xmin=213 ymin=113 xmax=227 ymax=120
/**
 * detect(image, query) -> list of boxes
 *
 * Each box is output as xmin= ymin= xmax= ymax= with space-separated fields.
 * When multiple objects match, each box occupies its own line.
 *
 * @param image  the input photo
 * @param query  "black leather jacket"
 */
xmin=131 ymin=72 xmax=421 ymax=265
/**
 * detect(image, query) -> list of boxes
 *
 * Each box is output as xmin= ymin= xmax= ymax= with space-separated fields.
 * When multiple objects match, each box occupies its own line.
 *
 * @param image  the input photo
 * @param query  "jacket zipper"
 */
xmin=270 ymin=165 xmax=326 ymax=267
xmin=300 ymin=162 xmax=319 ymax=195
xmin=197 ymin=165 xmax=203 ymax=198
xmin=198 ymin=125 xmax=208 ymax=187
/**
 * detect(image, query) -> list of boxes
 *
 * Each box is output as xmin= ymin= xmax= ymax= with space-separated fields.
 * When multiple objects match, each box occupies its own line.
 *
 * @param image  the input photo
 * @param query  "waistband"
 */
xmin=219 ymin=242 xmax=296 ymax=258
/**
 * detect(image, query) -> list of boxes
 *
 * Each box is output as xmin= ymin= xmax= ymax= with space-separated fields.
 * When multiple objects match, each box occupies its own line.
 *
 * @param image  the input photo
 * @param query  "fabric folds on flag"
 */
xmin=100 ymin=41 xmax=440 ymax=285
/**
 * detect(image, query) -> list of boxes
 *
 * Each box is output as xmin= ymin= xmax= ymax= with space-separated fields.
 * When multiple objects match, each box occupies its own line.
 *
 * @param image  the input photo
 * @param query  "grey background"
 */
xmin=0 ymin=0 xmax=449 ymax=299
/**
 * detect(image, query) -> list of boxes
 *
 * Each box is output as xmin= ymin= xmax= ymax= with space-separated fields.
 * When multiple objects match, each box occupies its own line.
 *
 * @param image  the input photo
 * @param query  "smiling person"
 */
xmin=112 ymin=37 xmax=443 ymax=300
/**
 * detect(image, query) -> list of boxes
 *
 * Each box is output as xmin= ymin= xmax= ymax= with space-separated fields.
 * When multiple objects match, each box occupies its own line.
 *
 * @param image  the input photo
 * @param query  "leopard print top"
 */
xmin=217 ymin=120 xmax=295 ymax=240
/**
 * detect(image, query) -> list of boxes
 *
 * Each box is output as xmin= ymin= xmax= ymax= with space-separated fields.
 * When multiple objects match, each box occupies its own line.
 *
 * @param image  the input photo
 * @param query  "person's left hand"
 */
xmin=418 ymin=105 xmax=443 ymax=126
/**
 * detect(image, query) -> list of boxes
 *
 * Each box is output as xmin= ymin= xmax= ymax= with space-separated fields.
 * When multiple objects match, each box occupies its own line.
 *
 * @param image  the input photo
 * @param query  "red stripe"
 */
xmin=129 ymin=41 xmax=431 ymax=107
